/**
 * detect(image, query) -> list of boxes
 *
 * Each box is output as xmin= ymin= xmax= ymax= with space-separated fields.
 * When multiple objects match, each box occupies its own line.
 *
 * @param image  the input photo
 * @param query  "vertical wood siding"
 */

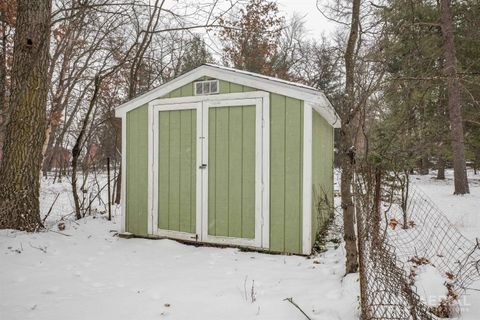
xmin=158 ymin=109 xmax=197 ymax=233
xmin=311 ymin=110 xmax=334 ymax=246
xmin=208 ymin=105 xmax=256 ymax=238
xmin=270 ymin=94 xmax=304 ymax=254
xmin=126 ymin=105 xmax=149 ymax=235
xmin=126 ymin=78 xmax=312 ymax=255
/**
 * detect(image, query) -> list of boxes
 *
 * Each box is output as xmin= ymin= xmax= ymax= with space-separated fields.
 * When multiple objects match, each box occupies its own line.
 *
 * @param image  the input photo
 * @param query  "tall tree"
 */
xmin=440 ymin=0 xmax=469 ymax=194
xmin=218 ymin=0 xmax=284 ymax=76
xmin=0 ymin=0 xmax=16 ymax=163
xmin=0 ymin=0 xmax=52 ymax=231
xmin=339 ymin=0 xmax=361 ymax=274
xmin=179 ymin=35 xmax=213 ymax=74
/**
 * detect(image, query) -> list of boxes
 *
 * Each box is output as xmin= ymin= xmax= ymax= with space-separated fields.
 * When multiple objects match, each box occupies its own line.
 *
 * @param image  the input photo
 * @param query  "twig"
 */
xmin=29 ymin=242 xmax=47 ymax=253
xmin=243 ymin=276 xmax=248 ymax=302
xmin=284 ymin=298 xmax=312 ymax=320
xmin=42 ymin=193 xmax=60 ymax=224
xmin=49 ymin=230 xmax=72 ymax=237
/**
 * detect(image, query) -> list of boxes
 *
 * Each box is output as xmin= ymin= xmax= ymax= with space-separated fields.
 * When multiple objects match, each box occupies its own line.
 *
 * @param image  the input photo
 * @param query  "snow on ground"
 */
xmin=1 ymin=175 xmax=359 ymax=320
xmin=412 ymin=169 xmax=480 ymax=319
xmin=415 ymin=264 xmax=449 ymax=307
xmin=411 ymin=169 xmax=480 ymax=241
xmin=2 ymin=169 xmax=478 ymax=320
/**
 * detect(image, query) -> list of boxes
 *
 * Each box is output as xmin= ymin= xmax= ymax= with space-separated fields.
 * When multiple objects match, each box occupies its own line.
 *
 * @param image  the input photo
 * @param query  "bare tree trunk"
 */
xmin=474 ymin=150 xmax=479 ymax=175
xmin=340 ymin=0 xmax=361 ymax=274
xmin=437 ymin=156 xmax=446 ymax=180
xmin=114 ymin=165 xmax=122 ymax=204
xmin=440 ymin=0 xmax=469 ymax=194
xmin=0 ymin=0 xmax=52 ymax=231
xmin=0 ymin=13 xmax=8 ymax=163
xmin=72 ymin=76 xmax=102 ymax=220
xmin=418 ymin=154 xmax=429 ymax=175
xmin=113 ymin=0 xmax=162 ymax=206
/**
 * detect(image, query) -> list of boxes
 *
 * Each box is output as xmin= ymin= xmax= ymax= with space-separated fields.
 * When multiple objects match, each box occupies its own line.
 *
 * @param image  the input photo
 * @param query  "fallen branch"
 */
xmin=49 ymin=230 xmax=72 ymax=237
xmin=284 ymin=298 xmax=312 ymax=320
xmin=42 ymin=193 xmax=60 ymax=224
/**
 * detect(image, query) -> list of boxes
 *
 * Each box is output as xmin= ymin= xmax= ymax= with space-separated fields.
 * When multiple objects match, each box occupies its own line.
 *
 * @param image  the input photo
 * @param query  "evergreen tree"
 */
xmin=179 ymin=35 xmax=213 ymax=74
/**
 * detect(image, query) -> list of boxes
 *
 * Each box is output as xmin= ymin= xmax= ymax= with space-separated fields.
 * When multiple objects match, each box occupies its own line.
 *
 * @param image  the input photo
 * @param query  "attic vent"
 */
xmin=194 ymin=80 xmax=219 ymax=95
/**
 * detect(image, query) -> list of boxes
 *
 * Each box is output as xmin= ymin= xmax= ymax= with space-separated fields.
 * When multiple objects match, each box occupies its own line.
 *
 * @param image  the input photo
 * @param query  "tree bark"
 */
xmin=340 ymin=0 xmax=361 ymax=274
xmin=0 ymin=13 xmax=8 ymax=163
xmin=440 ymin=0 xmax=469 ymax=194
xmin=114 ymin=165 xmax=122 ymax=204
xmin=72 ymin=76 xmax=102 ymax=220
xmin=0 ymin=0 xmax=52 ymax=231
xmin=418 ymin=154 xmax=429 ymax=175
xmin=437 ymin=156 xmax=446 ymax=180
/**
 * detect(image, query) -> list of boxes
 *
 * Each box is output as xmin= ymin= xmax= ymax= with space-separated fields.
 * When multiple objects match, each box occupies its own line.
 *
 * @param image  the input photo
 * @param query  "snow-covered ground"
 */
xmin=411 ymin=169 xmax=480 ymax=319
xmin=411 ymin=169 xmax=480 ymax=242
xmin=0 ymin=175 xmax=359 ymax=320
xmin=1 ymin=169 xmax=478 ymax=320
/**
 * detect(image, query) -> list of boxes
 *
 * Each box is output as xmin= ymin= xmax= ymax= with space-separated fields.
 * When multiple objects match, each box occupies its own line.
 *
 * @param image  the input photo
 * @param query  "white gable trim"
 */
xmin=115 ymin=65 xmax=340 ymax=128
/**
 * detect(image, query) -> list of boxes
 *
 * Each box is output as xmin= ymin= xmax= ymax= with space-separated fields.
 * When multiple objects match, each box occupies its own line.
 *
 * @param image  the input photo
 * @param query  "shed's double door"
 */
xmin=152 ymin=97 xmax=267 ymax=248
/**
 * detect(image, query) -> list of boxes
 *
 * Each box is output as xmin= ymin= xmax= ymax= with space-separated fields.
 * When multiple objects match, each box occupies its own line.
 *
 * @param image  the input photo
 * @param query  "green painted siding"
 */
xmin=311 ymin=110 xmax=334 ymax=246
xmin=125 ymin=77 xmax=319 ymax=255
xmin=208 ymin=105 xmax=256 ymax=238
xmin=270 ymin=94 xmax=303 ymax=254
xmin=158 ymin=109 xmax=197 ymax=233
xmin=125 ymin=105 xmax=149 ymax=236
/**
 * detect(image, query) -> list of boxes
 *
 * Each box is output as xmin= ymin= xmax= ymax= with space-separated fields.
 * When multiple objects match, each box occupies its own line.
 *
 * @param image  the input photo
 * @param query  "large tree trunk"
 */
xmin=340 ymin=0 xmax=361 ymax=274
xmin=0 ymin=0 xmax=52 ymax=231
xmin=0 ymin=13 xmax=8 ymax=163
xmin=440 ymin=0 xmax=469 ymax=194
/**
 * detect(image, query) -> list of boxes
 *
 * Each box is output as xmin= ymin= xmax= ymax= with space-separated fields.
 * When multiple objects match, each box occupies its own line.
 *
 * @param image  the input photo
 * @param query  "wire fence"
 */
xmin=355 ymin=167 xmax=480 ymax=319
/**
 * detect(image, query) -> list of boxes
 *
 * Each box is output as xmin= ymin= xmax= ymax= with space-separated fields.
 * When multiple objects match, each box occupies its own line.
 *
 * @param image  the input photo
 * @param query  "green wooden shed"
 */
xmin=115 ymin=64 xmax=340 ymax=255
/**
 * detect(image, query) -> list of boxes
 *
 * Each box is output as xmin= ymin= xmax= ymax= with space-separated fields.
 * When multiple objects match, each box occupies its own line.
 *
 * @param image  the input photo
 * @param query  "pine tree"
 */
xmin=179 ymin=35 xmax=213 ymax=74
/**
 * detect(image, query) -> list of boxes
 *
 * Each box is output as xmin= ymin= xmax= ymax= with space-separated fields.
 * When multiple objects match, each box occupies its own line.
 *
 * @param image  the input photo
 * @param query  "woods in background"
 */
xmin=0 ymin=0 xmax=478 ymax=274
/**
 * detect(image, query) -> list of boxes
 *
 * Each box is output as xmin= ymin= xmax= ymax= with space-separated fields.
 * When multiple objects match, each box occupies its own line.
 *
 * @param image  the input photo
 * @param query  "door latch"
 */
xmin=199 ymin=164 xmax=207 ymax=169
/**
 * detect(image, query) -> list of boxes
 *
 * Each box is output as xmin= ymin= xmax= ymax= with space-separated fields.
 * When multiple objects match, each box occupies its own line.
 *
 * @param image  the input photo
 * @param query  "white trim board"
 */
xmin=148 ymin=93 xmax=270 ymax=249
xmin=150 ymin=102 xmax=203 ymax=239
xmin=302 ymin=103 xmax=313 ymax=255
xmin=115 ymin=64 xmax=340 ymax=128
xmin=120 ymin=116 xmax=127 ymax=233
xmin=201 ymin=97 xmax=266 ymax=248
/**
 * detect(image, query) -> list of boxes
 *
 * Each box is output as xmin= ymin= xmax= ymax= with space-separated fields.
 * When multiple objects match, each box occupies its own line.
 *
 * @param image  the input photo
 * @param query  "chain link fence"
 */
xmin=355 ymin=167 xmax=480 ymax=319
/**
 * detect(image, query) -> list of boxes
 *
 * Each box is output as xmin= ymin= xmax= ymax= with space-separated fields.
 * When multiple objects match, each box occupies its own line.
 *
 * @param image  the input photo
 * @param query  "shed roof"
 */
xmin=115 ymin=64 xmax=340 ymax=128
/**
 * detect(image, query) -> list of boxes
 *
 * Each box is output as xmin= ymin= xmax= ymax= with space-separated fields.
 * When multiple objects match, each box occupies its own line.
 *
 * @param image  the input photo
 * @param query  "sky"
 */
xmin=277 ymin=0 xmax=338 ymax=39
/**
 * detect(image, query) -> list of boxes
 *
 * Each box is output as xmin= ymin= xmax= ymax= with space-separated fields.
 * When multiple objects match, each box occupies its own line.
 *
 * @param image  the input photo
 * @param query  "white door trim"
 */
xmin=201 ymin=97 xmax=266 ymax=249
xmin=150 ymin=102 xmax=203 ymax=240
xmin=147 ymin=91 xmax=270 ymax=250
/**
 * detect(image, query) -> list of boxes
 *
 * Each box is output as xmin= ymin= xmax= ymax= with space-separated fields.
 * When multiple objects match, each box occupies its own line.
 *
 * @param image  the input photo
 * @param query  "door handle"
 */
xmin=199 ymin=164 xmax=207 ymax=169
